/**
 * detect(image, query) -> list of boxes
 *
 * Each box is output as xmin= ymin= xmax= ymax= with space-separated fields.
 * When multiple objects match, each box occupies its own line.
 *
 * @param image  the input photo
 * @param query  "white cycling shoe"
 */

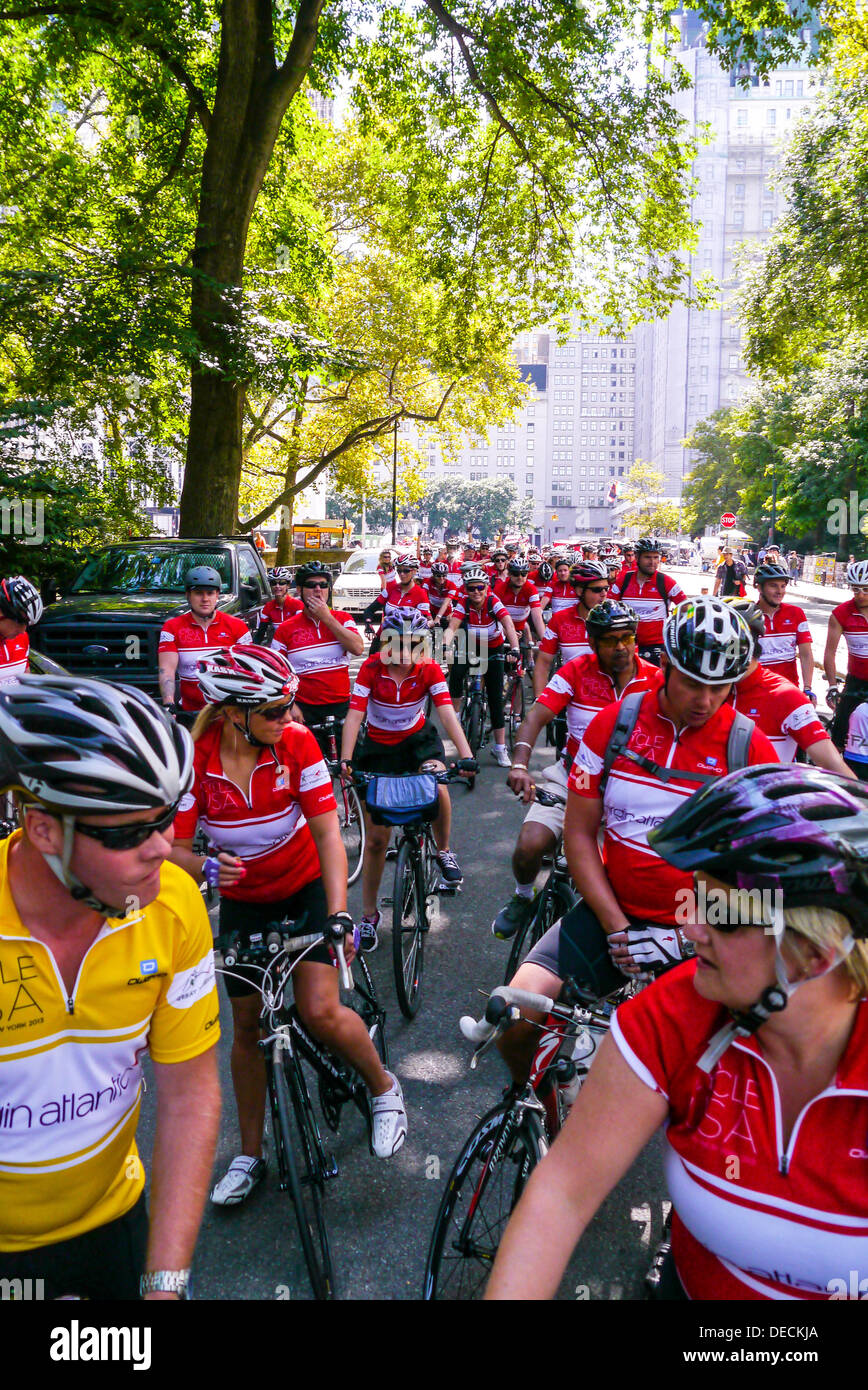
xmin=370 ymin=1071 xmax=408 ymax=1158
xmin=490 ymin=744 xmax=511 ymax=768
xmin=210 ymin=1154 xmax=267 ymax=1206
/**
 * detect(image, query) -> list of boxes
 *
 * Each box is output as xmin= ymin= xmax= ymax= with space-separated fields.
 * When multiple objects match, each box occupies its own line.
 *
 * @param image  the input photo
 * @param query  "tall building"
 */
xmin=633 ymin=12 xmax=821 ymax=496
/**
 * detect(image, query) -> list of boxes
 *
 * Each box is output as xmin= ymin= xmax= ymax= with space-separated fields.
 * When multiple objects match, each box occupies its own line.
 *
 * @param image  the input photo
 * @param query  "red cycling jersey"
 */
xmin=493 ymin=578 xmax=540 ymax=633
xmin=173 ymin=720 xmax=336 ymax=902
xmin=612 ymin=961 xmax=868 ymax=1300
xmin=539 ymin=605 xmax=591 ymax=665
xmin=452 ymin=591 xmax=509 ymax=650
xmin=732 ymin=664 xmax=829 ymax=764
xmin=832 ymin=599 xmax=868 ymax=680
xmin=375 ymin=581 xmax=431 ymax=620
xmin=349 ymin=654 xmax=452 ymax=745
xmin=423 ymin=577 xmax=459 ymax=616
xmin=0 ymin=632 xmax=30 ymax=685
xmin=757 ymin=603 xmax=812 ymax=686
xmin=158 ymin=612 xmax=252 ymax=710
xmin=608 ymin=570 xmax=686 ymax=646
xmin=537 ymin=653 xmax=657 ymax=761
xmin=273 ymin=609 xmax=359 ymax=705
xmin=262 ymin=595 xmax=304 ymax=626
xmin=568 ymin=689 xmax=778 ymax=922
xmin=540 ymin=579 xmax=575 ymax=615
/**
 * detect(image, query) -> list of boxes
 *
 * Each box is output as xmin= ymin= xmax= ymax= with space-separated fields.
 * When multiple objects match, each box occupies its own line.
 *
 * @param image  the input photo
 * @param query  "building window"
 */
xmin=762 ymin=209 xmax=773 ymax=229
xmin=737 ymin=109 xmax=747 ymax=126
xmin=767 ymin=108 xmax=776 ymax=127
xmin=734 ymin=182 xmax=745 ymax=199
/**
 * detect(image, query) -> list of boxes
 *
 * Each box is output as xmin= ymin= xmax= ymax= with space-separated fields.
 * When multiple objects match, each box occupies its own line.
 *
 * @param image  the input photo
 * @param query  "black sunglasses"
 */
xmin=465 ymin=584 xmax=487 ymax=592
xmin=303 ymin=581 xmax=330 ymax=590
xmin=74 ymin=801 xmax=180 ymax=851
xmin=257 ymin=701 xmax=294 ymax=721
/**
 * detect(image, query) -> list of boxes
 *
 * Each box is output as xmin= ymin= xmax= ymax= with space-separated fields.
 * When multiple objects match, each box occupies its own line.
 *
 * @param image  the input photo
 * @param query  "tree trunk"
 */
xmin=276 ymin=488 xmax=295 ymax=565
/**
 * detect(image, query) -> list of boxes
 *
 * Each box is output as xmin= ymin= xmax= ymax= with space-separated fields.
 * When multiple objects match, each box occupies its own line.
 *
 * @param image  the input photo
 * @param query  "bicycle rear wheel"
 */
xmin=269 ymin=1053 xmax=333 ymax=1299
xmin=423 ymin=1102 xmax=546 ymax=1300
xmin=335 ymin=774 xmax=364 ymax=886
xmin=505 ymin=678 xmax=525 ymax=756
xmin=464 ymin=694 xmax=483 ymax=755
xmin=504 ymin=877 xmax=577 ymax=984
xmin=392 ymin=838 xmax=426 ymax=1019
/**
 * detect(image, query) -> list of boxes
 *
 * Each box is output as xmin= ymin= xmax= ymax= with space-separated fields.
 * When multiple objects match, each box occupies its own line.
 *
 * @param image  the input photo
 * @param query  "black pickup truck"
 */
xmin=31 ymin=536 xmax=271 ymax=696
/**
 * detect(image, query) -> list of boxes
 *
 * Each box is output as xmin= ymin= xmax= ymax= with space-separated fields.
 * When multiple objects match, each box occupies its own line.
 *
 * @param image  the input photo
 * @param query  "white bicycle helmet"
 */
xmin=197 ymin=644 xmax=299 ymax=707
xmin=0 ymin=575 xmax=43 ymax=627
xmin=462 ymin=566 xmax=489 ymax=585
xmin=663 ymin=598 xmax=753 ymax=686
xmin=846 ymin=559 xmax=868 ymax=586
xmin=395 ymin=553 xmax=419 ymax=570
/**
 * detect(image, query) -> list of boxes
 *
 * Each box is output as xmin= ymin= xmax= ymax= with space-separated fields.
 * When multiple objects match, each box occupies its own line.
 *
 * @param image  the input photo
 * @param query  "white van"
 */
xmin=332 ymin=548 xmax=387 ymax=615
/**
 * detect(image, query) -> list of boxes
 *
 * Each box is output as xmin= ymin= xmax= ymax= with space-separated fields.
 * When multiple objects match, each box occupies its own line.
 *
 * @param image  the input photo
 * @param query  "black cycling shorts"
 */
xmin=219 ymin=876 xmax=332 ymax=997
xmin=524 ymin=899 xmax=638 ymax=996
xmin=295 ymin=699 xmax=349 ymax=757
xmin=449 ymin=650 xmax=507 ymax=728
xmin=0 ymin=1192 xmax=148 ymax=1300
xmin=352 ymin=718 xmax=445 ymax=778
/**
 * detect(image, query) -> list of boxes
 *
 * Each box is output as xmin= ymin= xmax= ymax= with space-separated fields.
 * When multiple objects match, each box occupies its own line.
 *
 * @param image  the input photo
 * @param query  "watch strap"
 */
xmin=140 ymin=1269 xmax=191 ymax=1298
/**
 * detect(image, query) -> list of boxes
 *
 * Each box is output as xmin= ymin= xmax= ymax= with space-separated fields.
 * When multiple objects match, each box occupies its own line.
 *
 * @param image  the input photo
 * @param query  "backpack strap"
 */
xmin=725 ymin=710 xmax=755 ymax=771
xmin=599 ymin=698 xmax=755 ymax=793
xmin=656 ymin=571 xmax=670 ymax=612
xmin=599 ymin=690 xmax=646 ymax=793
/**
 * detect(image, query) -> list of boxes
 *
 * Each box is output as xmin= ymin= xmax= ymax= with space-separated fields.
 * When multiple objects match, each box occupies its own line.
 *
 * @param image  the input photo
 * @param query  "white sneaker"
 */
xmin=210 ymin=1154 xmax=267 ymax=1206
xmin=370 ymin=1071 xmax=408 ymax=1158
xmin=490 ymin=744 xmax=511 ymax=768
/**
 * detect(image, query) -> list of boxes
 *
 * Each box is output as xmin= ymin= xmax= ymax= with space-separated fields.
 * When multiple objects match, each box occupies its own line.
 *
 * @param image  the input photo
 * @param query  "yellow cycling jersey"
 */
xmin=0 ymin=833 xmax=220 ymax=1251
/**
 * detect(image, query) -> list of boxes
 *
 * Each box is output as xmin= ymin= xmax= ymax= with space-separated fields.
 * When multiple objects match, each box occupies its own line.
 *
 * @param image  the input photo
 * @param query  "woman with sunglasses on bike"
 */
xmin=485 ymin=764 xmax=868 ymax=1301
xmin=171 ymin=644 xmax=407 ymax=1204
xmin=445 ymin=565 xmax=521 ymax=769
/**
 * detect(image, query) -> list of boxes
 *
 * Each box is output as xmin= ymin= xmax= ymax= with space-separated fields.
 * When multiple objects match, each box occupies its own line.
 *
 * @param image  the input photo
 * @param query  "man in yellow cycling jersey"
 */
xmin=0 ymin=677 xmax=220 ymax=1300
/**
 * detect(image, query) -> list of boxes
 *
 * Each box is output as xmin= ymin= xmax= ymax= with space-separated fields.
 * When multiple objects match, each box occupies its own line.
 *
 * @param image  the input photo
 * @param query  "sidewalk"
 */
xmin=679 ymin=567 xmax=850 ymax=607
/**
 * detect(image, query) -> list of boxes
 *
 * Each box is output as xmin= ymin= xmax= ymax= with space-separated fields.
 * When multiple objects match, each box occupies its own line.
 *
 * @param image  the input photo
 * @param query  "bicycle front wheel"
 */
xmin=392 ymin=838 xmax=426 ymax=1019
xmin=423 ymin=1103 xmax=547 ymax=1300
xmin=269 ymin=1053 xmax=333 ymax=1300
xmin=466 ymin=694 xmax=484 ymax=754
xmin=504 ymin=877 xmax=577 ymax=984
xmin=505 ymin=678 xmax=525 ymax=756
xmin=335 ymin=775 xmax=365 ymax=886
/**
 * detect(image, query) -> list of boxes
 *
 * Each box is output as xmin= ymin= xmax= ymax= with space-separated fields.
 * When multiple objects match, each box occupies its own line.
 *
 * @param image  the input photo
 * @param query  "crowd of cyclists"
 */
xmin=0 ymin=531 xmax=865 ymax=1303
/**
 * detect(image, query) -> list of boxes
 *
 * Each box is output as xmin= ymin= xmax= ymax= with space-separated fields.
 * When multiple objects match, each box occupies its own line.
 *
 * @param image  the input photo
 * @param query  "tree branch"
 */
xmin=268 ymin=0 xmax=327 ymax=114
xmin=138 ymin=99 xmax=196 ymax=207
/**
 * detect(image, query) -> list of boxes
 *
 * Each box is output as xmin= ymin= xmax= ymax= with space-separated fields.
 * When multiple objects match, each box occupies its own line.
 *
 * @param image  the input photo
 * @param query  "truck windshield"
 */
xmin=70 ymin=548 xmax=230 ymax=594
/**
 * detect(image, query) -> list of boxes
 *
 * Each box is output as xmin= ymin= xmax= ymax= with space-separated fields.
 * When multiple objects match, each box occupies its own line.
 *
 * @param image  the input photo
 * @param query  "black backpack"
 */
xmin=599 ymin=689 xmax=756 ymax=794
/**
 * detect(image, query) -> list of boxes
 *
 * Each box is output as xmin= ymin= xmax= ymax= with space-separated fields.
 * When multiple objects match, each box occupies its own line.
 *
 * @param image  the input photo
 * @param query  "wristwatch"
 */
xmin=140 ymin=1269 xmax=191 ymax=1299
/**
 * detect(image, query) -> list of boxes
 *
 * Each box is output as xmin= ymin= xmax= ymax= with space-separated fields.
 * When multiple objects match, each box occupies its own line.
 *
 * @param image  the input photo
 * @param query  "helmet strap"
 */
xmin=41 ymin=816 xmax=129 ymax=917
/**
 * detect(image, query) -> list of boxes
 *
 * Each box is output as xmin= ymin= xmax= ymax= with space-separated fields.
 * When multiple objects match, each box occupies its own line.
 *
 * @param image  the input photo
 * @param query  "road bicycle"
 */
xmin=501 ymin=786 xmax=578 ymax=984
xmin=353 ymin=765 xmax=474 ymax=1020
xmin=305 ymin=714 xmax=365 ymax=884
xmin=423 ymin=976 xmax=632 ymax=1300
xmin=217 ymin=917 xmax=387 ymax=1300
xmin=460 ymin=658 xmax=489 ymax=757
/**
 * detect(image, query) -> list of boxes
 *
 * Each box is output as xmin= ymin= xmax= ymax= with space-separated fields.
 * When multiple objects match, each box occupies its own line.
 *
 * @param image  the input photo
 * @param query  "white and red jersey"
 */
xmin=493 ymin=578 xmax=540 ymax=633
xmin=423 ymin=577 xmax=459 ymax=616
xmin=732 ymin=664 xmax=829 ymax=764
xmin=447 ymin=559 xmax=463 ymax=576
xmin=612 ymin=961 xmax=868 ymax=1300
xmin=173 ymin=720 xmax=335 ymax=902
xmin=536 ymin=653 xmax=657 ymax=760
xmin=377 ymin=566 xmax=397 ymax=588
xmin=608 ymin=570 xmax=686 ymax=646
xmin=845 ymin=700 xmax=868 ymax=766
xmin=832 ymin=599 xmax=868 ymax=680
xmin=350 ymin=655 xmax=452 ymax=745
xmin=158 ymin=611 xmax=252 ymax=711
xmin=376 ymin=581 xmax=431 ymax=621
xmin=0 ymin=632 xmax=30 ymax=685
xmin=541 ymin=579 xmax=575 ymax=615
xmin=273 ymin=609 xmax=359 ymax=705
xmin=569 ymin=689 xmax=778 ymax=922
xmin=452 ymin=592 xmax=509 ymax=650
xmin=262 ymin=595 xmax=303 ymax=627
xmin=757 ymin=603 xmax=812 ymax=686
xmin=539 ymin=605 xmax=592 ymax=665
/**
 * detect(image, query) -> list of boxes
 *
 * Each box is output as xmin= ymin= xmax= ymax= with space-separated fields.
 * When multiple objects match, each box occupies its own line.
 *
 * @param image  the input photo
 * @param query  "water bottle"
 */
xmin=558 ymin=1026 xmax=605 ymax=1114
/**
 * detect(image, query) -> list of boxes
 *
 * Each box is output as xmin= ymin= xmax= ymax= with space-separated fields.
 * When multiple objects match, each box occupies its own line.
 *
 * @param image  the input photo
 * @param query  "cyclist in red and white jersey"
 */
xmin=415 ymin=541 xmax=434 ymax=585
xmin=491 ymin=600 xmax=656 ymax=942
xmin=0 ymin=576 xmax=42 ymax=684
xmin=608 ymin=537 xmax=686 ymax=663
xmin=487 ymin=547 xmax=508 ymax=584
xmin=376 ymin=549 xmax=396 ymax=589
xmin=341 ymin=610 xmax=476 ymax=949
xmin=487 ymin=766 xmax=868 ymax=1302
xmin=752 ymin=561 xmax=814 ymax=694
xmin=533 ymin=561 xmax=609 ymax=697
xmin=727 ymin=599 xmax=852 ymax=774
xmin=540 ymin=555 xmax=576 ymax=616
xmin=825 ymin=560 xmax=868 ymax=755
xmin=423 ymin=561 xmax=460 ymax=625
xmin=158 ymin=566 xmax=252 ymax=719
xmin=495 ymin=599 xmax=777 ymax=1084
xmin=446 ymin=566 xmax=521 ymax=769
xmin=263 ymin=567 xmax=303 ymax=626
xmin=362 ymin=554 xmax=431 ymax=645
xmin=493 ymin=558 xmax=545 ymax=645
xmin=171 ymin=645 xmax=408 ymax=1200
xmin=272 ymin=560 xmax=363 ymax=754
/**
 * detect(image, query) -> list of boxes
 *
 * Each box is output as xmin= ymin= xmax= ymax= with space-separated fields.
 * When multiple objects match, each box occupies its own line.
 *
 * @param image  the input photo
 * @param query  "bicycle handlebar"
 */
xmin=349 ymin=764 xmax=476 ymax=786
xmin=219 ymin=918 xmax=353 ymax=993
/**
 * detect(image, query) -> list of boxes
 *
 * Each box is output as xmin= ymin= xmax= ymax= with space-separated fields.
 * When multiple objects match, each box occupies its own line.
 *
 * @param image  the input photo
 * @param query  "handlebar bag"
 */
xmin=365 ymin=773 xmax=440 ymax=826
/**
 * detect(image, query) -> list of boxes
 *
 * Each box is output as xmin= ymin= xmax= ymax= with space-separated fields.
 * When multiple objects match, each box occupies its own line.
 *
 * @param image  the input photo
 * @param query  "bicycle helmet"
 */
xmin=462 ymin=566 xmax=489 ymax=586
xmin=0 ymin=576 xmax=43 ymax=627
xmin=380 ymin=606 xmax=430 ymax=637
xmin=570 ymin=560 xmax=608 ymax=585
xmin=185 ymin=565 xmax=222 ymax=590
xmin=663 ymin=598 xmax=753 ymax=686
xmin=395 ymin=553 xmax=419 ymax=570
xmin=196 ymin=643 xmax=299 ymax=709
xmin=586 ymin=599 xmax=638 ymax=636
xmin=649 ymin=765 xmax=868 ymax=1067
xmin=270 ymin=565 xmax=293 ymax=585
xmin=635 ymin=537 xmax=662 ymax=555
xmin=754 ymin=562 xmax=790 ymax=586
xmin=294 ymin=560 xmax=331 ymax=590
xmin=0 ymin=676 xmax=193 ymax=912
xmin=847 ymin=559 xmax=868 ymax=586
xmin=507 ymin=558 xmax=529 ymax=576
xmin=430 ymin=561 xmax=449 ymax=580
xmin=536 ymin=560 xmax=554 ymax=584
xmin=491 ymin=548 xmax=508 ymax=562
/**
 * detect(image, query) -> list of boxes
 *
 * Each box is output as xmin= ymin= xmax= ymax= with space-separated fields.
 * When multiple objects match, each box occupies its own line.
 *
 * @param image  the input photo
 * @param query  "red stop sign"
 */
xmin=721 ymin=512 xmax=737 ymax=529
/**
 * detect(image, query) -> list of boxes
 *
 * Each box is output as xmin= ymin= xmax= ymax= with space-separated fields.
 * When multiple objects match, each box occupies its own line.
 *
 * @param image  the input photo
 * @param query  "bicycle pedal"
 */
xmin=438 ymin=880 xmax=462 ymax=894
xmin=323 ymin=1156 xmax=340 ymax=1181
xmin=380 ymin=895 xmax=394 ymax=906
xmin=384 ymin=846 xmax=398 ymax=861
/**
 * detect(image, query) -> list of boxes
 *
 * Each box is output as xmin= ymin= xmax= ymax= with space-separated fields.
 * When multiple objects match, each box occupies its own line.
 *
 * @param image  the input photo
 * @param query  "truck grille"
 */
xmin=37 ymin=621 xmax=156 ymax=677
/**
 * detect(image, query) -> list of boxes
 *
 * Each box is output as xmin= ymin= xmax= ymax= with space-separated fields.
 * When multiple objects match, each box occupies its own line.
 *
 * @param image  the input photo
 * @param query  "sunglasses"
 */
xmin=596 ymin=632 xmax=635 ymax=645
xmin=74 ymin=801 xmax=180 ymax=850
xmin=256 ymin=701 xmax=295 ymax=721
xmin=465 ymin=584 xmax=487 ymax=593
xmin=584 ymin=585 xmax=609 ymax=595
xmin=303 ymin=581 xmax=330 ymax=590
xmin=852 ymin=586 xmax=868 ymax=594
xmin=397 ymin=567 xmax=415 ymax=574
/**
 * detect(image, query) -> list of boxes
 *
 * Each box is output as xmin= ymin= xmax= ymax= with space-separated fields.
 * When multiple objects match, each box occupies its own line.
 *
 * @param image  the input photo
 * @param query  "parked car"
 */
xmin=31 ymin=536 xmax=271 ymax=696
xmin=331 ymin=548 xmax=387 ymax=616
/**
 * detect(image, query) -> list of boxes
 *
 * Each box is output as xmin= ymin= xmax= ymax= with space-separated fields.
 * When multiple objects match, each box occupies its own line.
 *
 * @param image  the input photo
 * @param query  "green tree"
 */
xmin=420 ymin=476 xmax=532 ymax=538
xmin=682 ymin=409 xmax=751 ymax=534
xmin=0 ymin=0 xmax=816 ymax=536
xmin=620 ymin=460 xmax=679 ymax=535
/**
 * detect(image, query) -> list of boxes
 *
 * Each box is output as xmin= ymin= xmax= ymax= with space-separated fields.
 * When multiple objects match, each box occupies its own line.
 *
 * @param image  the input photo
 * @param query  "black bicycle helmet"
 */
xmin=0 ymin=576 xmax=43 ymax=627
xmin=536 ymin=560 xmax=554 ymax=584
xmin=754 ymin=562 xmax=790 ymax=586
xmin=586 ymin=599 xmax=639 ymax=637
xmin=294 ymin=560 xmax=331 ymax=590
xmin=635 ymin=536 xmax=662 ymax=555
xmin=430 ymin=561 xmax=449 ymax=580
xmin=185 ymin=565 xmax=222 ymax=590
xmin=663 ymin=598 xmax=753 ymax=686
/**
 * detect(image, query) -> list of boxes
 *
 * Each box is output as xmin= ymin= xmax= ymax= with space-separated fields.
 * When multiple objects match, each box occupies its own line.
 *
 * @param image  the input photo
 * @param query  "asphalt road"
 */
xmin=137 ymin=567 xmax=840 ymax=1302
